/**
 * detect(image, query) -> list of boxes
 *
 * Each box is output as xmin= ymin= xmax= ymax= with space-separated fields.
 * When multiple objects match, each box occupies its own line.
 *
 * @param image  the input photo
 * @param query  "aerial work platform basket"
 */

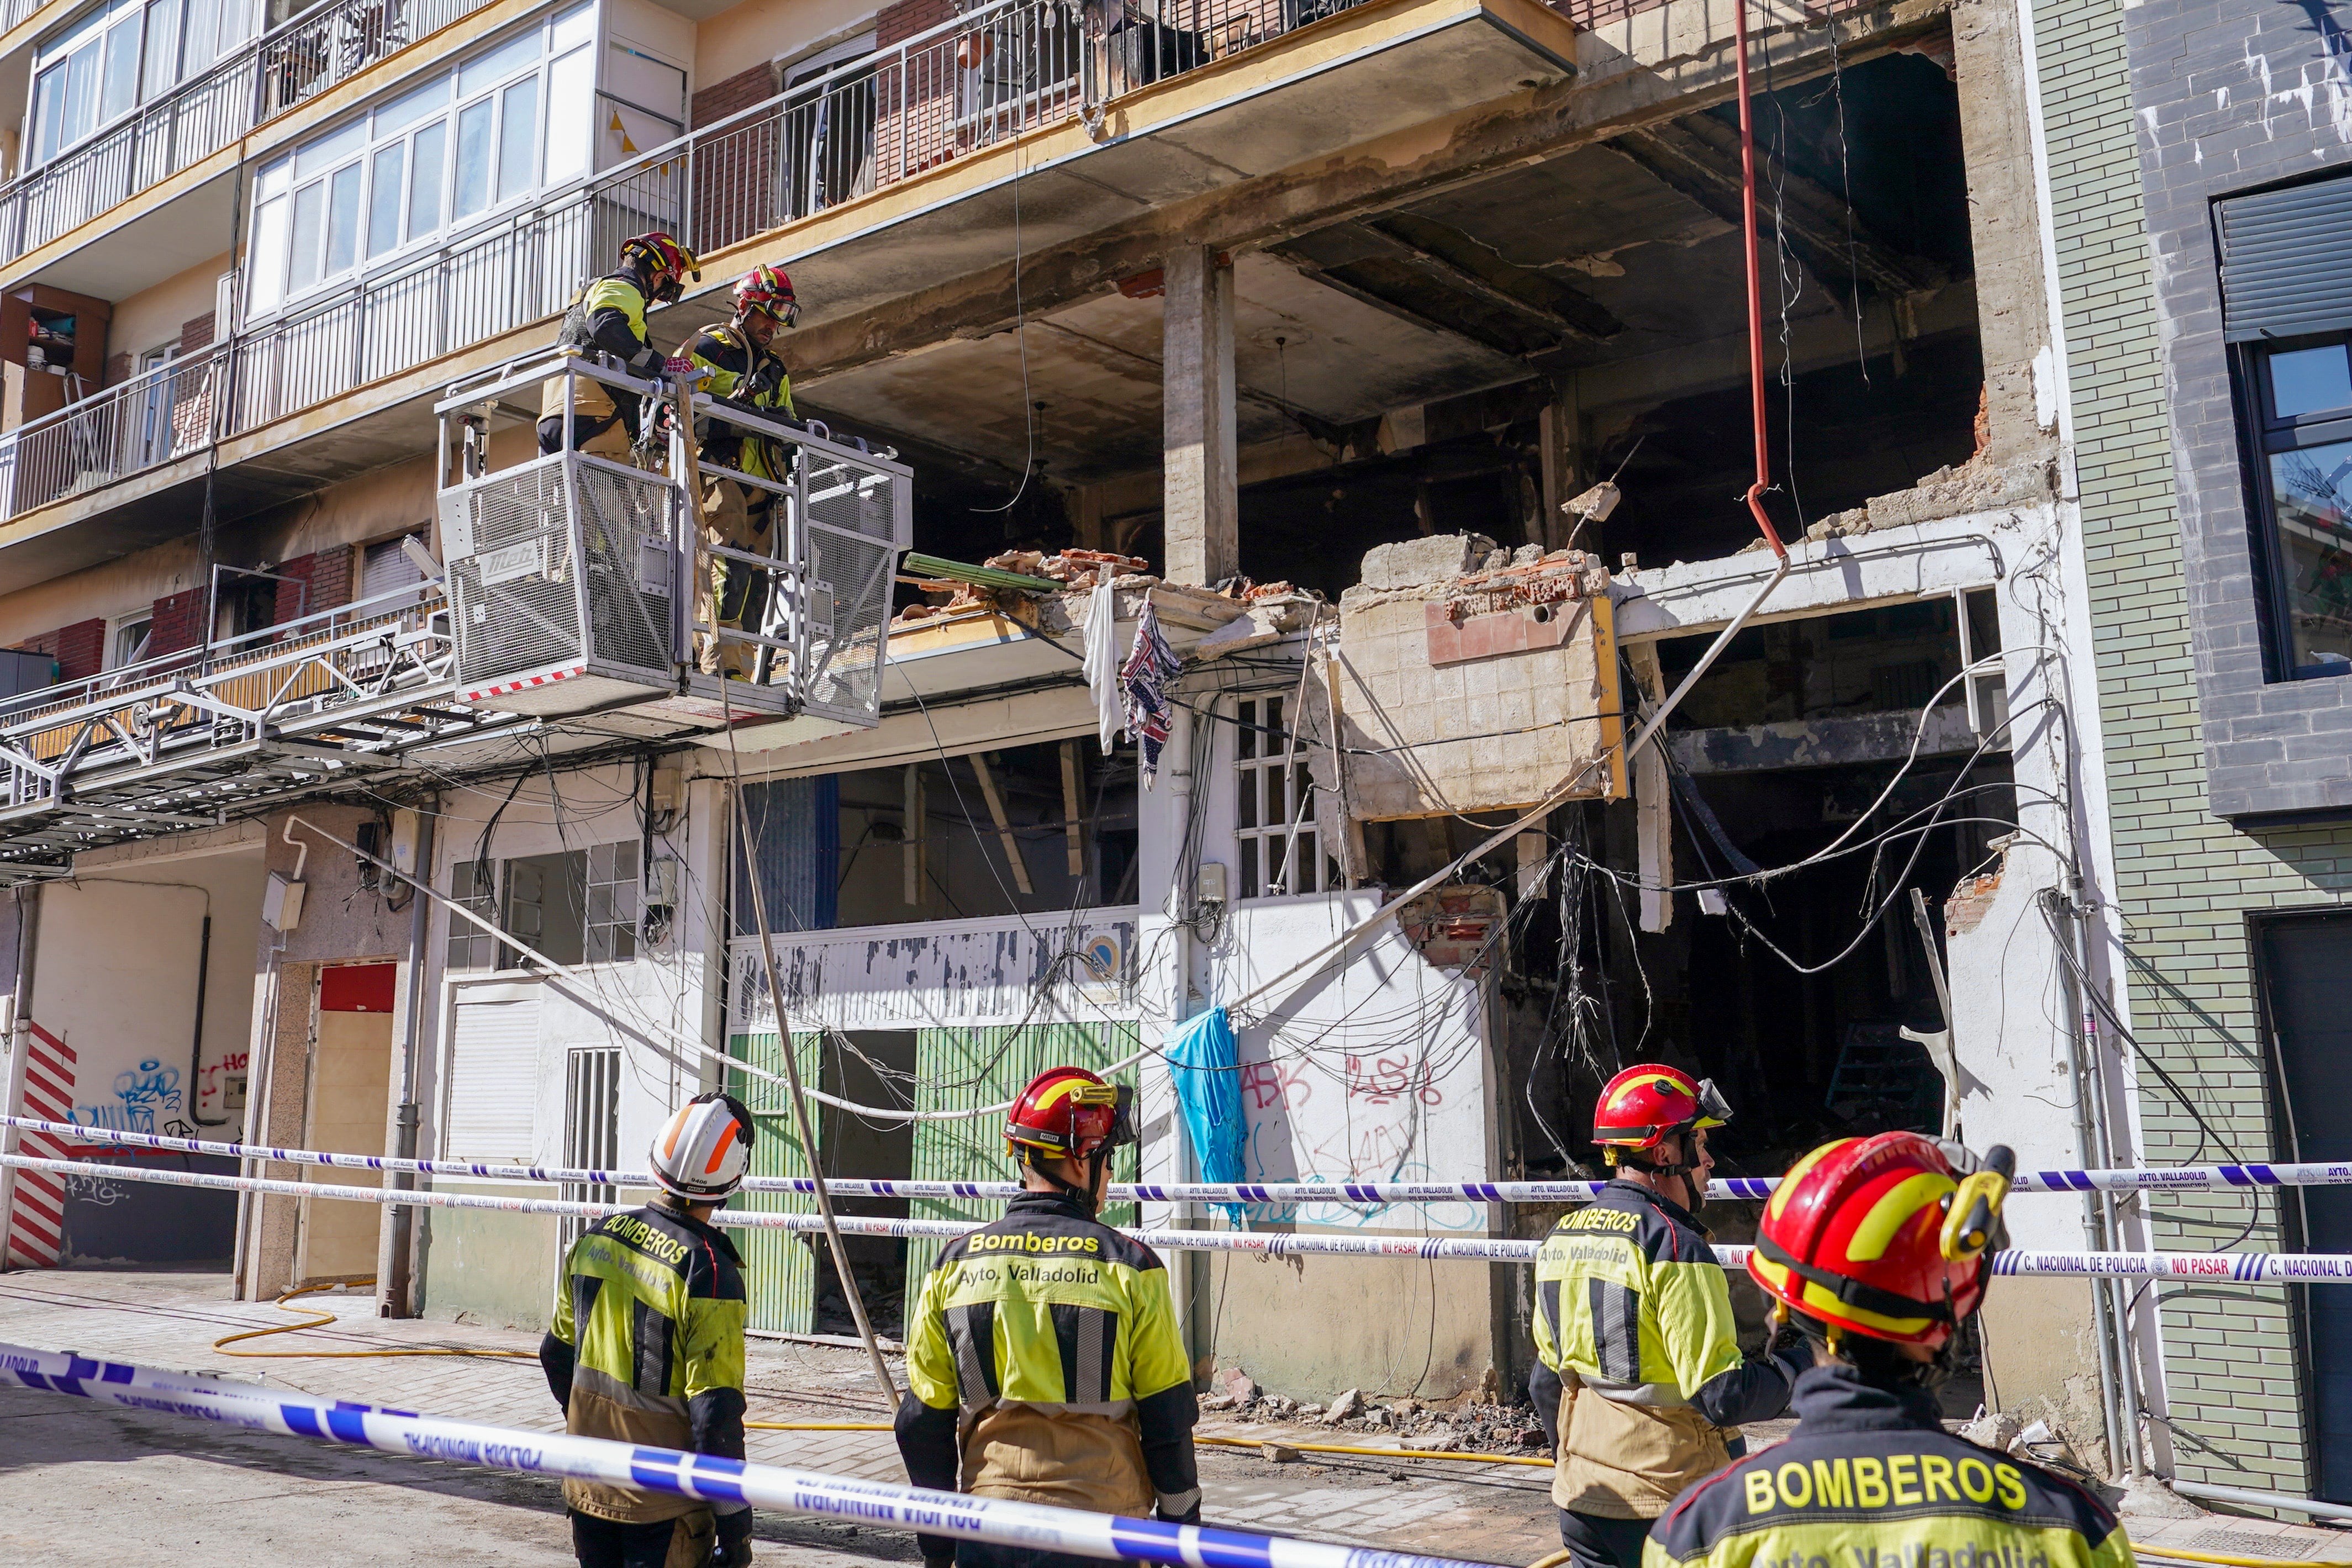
xmin=434 ymin=353 xmax=912 ymax=743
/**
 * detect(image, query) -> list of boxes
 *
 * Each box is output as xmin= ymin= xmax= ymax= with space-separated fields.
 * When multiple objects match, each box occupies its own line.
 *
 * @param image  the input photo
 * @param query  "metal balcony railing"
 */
xmin=0 ymin=577 xmax=512 ymax=872
xmin=0 ymin=0 xmax=1386 ymax=522
xmin=0 ymin=0 xmax=497 ymax=262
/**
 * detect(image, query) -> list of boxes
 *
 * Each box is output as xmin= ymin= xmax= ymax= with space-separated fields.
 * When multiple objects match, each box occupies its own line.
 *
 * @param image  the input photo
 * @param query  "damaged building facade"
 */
xmin=0 ymin=0 xmax=2328 ymax=1512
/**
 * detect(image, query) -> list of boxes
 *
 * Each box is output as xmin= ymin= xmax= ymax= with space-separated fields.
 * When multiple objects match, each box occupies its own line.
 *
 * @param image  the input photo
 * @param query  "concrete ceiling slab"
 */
xmin=800 ymin=250 xmax=1531 ymax=481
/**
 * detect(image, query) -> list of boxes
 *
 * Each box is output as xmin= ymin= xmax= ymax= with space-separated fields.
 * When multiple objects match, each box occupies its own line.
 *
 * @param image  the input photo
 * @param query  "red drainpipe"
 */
xmin=1732 ymin=0 xmax=1790 ymax=563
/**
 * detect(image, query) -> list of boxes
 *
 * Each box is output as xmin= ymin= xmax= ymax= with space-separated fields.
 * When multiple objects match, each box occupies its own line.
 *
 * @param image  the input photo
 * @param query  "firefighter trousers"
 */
xmin=697 ymin=475 xmax=774 ymax=679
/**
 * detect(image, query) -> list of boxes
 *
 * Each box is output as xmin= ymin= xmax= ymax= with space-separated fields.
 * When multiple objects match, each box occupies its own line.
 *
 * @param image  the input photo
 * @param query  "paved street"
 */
xmin=6 ymin=1268 xmax=2341 ymax=1568
xmin=0 ymin=1268 xmax=1560 ymax=1568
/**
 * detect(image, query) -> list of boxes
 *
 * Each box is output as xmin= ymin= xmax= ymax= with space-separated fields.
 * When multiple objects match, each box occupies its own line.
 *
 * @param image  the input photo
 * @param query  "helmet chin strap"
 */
xmin=1027 ymin=1150 xmax=1108 ymax=1216
xmin=1616 ymin=1134 xmax=1705 ymax=1212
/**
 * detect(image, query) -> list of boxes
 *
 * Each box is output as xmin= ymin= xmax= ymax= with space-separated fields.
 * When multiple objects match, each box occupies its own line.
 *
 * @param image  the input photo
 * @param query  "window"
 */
xmin=446 ymin=858 xmax=501 ymax=969
xmin=26 ymin=0 xmax=249 ymax=167
xmin=560 ymin=1046 xmax=619 ymax=1249
xmin=447 ymin=841 xmax=638 ymax=971
xmin=2243 ymin=333 xmax=2352 ymax=678
xmin=244 ymin=3 xmax=593 ymax=315
xmin=1233 ymin=694 xmax=1334 ymax=899
xmin=586 ymin=840 xmax=640 ymax=963
xmin=108 ymin=613 xmax=153 ymax=670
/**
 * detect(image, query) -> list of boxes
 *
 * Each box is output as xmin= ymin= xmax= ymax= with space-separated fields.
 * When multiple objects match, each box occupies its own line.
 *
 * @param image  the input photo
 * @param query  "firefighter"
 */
xmin=894 ymin=1067 xmax=1200 ymax=1568
xmin=1532 ymin=1067 xmax=1808 ymax=1568
xmin=541 ymin=1091 xmax=756 ymax=1568
xmin=687 ymin=265 xmax=800 ymax=679
xmin=1647 ymin=1134 xmax=2131 ymax=1568
xmin=540 ymin=231 xmax=700 ymax=458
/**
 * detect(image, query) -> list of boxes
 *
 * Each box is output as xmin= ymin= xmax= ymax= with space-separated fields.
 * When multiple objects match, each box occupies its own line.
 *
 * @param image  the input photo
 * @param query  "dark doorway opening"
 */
xmin=2256 ymin=910 xmax=2352 ymax=1503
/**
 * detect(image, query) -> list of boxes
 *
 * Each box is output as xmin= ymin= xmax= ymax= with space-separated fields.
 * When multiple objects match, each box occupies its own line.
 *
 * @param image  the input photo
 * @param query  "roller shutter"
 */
xmin=2218 ymin=173 xmax=2352 ymax=342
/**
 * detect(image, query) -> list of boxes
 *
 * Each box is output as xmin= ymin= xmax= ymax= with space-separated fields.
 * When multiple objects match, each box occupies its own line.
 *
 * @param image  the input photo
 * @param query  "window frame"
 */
xmin=243 ymin=2 xmax=594 ymax=319
xmin=1232 ymin=692 xmax=1335 ymax=901
xmin=2238 ymin=329 xmax=2352 ymax=682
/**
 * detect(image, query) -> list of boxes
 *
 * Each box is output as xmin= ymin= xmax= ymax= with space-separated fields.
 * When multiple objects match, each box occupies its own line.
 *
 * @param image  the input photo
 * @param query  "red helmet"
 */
xmin=1006 ymin=1067 xmax=1136 ymax=1166
xmin=621 ymin=231 xmax=700 ymax=302
xmin=734 ymin=264 xmax=799 ymax=328
xmin=1592 ymin=1065 xmax=1730 ymax=1152
xmin=1748 ymin=1132 xmax=2012 ymax=1350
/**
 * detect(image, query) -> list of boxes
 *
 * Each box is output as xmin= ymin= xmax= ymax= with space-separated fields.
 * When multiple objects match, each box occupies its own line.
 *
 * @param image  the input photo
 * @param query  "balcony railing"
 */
xmin=0 ymin=0 xmax=1386 ymax=522
xmin=0 ymin=576 xmax=513 ymax=872
xmin=0 ymin=0 xmax=497 ymax=262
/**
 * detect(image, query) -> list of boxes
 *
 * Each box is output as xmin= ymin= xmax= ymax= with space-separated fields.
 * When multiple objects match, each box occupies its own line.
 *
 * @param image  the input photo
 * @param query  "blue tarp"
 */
xmin=1165 ymin=1006 xmax=1244 ymax=1217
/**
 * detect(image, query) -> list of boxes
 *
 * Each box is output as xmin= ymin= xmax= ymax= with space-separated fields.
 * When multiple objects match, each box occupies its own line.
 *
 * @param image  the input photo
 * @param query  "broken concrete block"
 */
xmin=1325 ymin=1388 xmax=1365 ymax=1423
xmin=1261 ymin=1443 xmax=1302 ymax=1463
xmin=1482 ymin=548 xmax=1511 ymax=572
xmin=1358 ymin=534 xmax=1497 ymax=591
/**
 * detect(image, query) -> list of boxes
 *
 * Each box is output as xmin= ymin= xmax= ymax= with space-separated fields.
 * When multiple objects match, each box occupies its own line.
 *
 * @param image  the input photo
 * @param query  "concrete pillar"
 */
xmin=1951 ymin=0 xmax=2056 ymax=467
xmin=1539 ymin=378 xmax=1586 ymax=552
xmin=1162 ymin=247 xmax=1237 ymax=587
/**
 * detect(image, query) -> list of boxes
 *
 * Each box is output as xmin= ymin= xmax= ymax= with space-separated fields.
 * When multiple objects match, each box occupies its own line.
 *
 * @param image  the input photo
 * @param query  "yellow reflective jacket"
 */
xmin=541 ymin=1201 xmax=750 ymax=1525
xmin=1645 ymin=1363 xmax=2136 ymax=1568
xmin=542 ymin=272 xmax=657 ymax=436
xmin=1532 ymin=1180 xmax=1802 ymax=1518
xmin=895 ymin=1189 xmax=1200 ymax=1541
xmin=687 ymin=325 xmax=795 ymax=483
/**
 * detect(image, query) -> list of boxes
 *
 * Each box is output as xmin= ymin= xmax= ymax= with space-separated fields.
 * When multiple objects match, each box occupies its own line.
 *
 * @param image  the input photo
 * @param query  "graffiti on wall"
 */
xmin=196 ymin=1051 xmax=249 ymax=1112
xmin=71 ymin=1058 xmax=183 ymax=1135
xmin=1232 ymin=978 xmax=1485 ymax=1233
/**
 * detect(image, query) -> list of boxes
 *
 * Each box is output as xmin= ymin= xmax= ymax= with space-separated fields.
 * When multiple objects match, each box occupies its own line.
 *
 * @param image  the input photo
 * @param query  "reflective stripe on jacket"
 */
xmin=1644 ymin=1364 xmax=2135 ymax=1568
xmin=1532 ymin=1180 xmax=1795 ymax=1518
xmin=547 ymin=1201 xmax=750 ymax=1524
xmin=897 ymin=1190 xmax=1199 ymax=1521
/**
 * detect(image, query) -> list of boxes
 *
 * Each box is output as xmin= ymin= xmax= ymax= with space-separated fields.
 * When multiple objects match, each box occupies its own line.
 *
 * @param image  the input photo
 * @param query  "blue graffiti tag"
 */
xmin=72 ymin=1059 xmax=183 ymax=1135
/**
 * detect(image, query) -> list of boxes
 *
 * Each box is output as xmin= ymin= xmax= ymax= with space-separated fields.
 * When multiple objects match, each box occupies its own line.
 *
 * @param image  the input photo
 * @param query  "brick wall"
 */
xmin=692 ymin=61 xmax=775 ymax=129
xmin=20 ymin=619 xmax=104 ymax=682
xmin=180 ymin=313 xmax=214 ymax=354
xmin=147 ymin=586 xmax=209 ymax=656
xmin=2037 ymin=0 xmax=2352 ymax=1497
xmin=875 ymin=0 xmax=952 ymax=49
xmin=273 ymin=545 xmax=354 ymax=625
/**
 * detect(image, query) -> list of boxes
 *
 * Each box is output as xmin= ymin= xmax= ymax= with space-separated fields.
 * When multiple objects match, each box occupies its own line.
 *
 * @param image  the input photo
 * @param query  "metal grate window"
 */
xmin=446 ymin=859 xmax=501 ymax=970
xmin=560 ymin=1046 xmax=621 ymax=1252
xmin=1234 ymin=695 xmax=1333 ymax=900
xmin=587 ymin=841 xmax=640 ymax=964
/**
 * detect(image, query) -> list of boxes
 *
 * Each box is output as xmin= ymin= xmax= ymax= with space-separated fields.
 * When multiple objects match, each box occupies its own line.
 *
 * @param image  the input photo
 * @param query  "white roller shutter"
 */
xmin=444 ymin=995 xmax=540 ymax=1160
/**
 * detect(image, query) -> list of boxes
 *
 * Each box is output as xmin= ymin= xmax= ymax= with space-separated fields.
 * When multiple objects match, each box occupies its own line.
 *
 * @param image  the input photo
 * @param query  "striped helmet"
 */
xmin=650 ymin=1091 xmax=754 ymax=1202
xmin=1749 ymin=1132 xmax=2012 ymax=1350
xmin=1592 ymin=1064 xmax=1729 ymax=1152
xmin=733 ymin=263 xmax=799 ymax=328
xmin=1005 ymin=1066 xmax=1135 ymax=1165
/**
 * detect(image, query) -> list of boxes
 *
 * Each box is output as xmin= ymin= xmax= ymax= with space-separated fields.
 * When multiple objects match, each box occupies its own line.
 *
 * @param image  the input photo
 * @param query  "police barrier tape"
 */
xmin=13 ymin=1152 xmax=2352 ymax=1283
xmin=12 ymin=1116 xmax=2348 ymax=1205
xmin=0 ymin=1343 xmax=1507 ymax=1568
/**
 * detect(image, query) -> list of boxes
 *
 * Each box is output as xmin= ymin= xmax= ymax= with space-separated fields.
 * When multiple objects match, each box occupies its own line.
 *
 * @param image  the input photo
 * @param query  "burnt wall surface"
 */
xmin=2127 ymin=1 xmax=2352 ymax=817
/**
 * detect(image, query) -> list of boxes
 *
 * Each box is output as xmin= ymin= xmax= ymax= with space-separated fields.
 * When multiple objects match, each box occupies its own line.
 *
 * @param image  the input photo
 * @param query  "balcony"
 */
xmin=0 ymin=0 xmax=509 ymax=290
xmin=0 ymin=0 xmax=1579 ymax=577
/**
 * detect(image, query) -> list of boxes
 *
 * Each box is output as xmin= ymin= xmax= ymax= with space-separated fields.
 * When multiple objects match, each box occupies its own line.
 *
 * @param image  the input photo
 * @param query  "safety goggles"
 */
xmin=1108 ymin=1083 xmax=1138 ymax=1149
xmin=1693 ymin=1078 xmax=1732 ymax=1128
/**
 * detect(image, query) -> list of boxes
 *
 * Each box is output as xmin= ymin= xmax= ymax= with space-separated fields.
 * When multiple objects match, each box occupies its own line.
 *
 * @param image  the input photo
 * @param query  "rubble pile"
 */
xmin=1199 ymin=1370 xmax=1548 ymax=1455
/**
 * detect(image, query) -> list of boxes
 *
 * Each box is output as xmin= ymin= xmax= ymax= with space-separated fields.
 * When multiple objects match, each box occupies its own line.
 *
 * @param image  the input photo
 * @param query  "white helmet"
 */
xmin=650 ymin=1091 xmax=754 ymax=1202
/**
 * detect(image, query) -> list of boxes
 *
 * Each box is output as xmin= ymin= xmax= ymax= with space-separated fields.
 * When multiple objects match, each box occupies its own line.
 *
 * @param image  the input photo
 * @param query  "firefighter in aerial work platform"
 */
xmin=1647 ymin=1134 xmax=2132 ymax=1568
xmin=895 ymin=1067 xmax=1201 ymax=1568
xmin=687 ymin=265 xmax=800 ymax=679
xmin=541 ymin=1092 xmax=756 ymax=1568
xmin=540 ymin=231 xmax=701 ymax=458
xmin=1532 ymin=1067 xmax=1810 ymax=1568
